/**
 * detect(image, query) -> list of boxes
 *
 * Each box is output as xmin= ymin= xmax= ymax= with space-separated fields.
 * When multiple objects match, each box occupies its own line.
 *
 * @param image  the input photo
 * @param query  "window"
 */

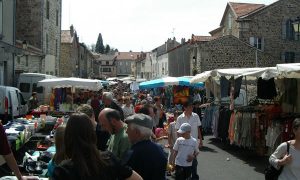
xmin=20 ymin=83 xmax=30 ymax=93
xmin=56 ymin=10 xmax=59 ymax=26
xmin=284 ymin=52 xmax=295 ymax=63
xmin=25 ymin=56 xmax=29 ymax=66
xmin=0 ymin=0 xmax=3 ymax=36
xmin=119 ymin=62 xmax=123 ymax=66
xmin=46 ymin=1 xmax=50 ymax=19
xmin=17 ymin=56 xmax=20 ymax=64
xmin=228 ymin=13 xmax=232 ymax=30
xmin=102 ymin=68 xmax=111 ymax=72
xmin=250 ymin=37 xmax=264 ymax=50
xmin=32 ymin=83 xmax=44 ymax=93
xmin=286 ymin=19 xmax=295 ymax=40
xmin=55 ymin=39 xmax=58 ymax=57
xmin=106 ymin=61 xmax=109 ymax=65
xmin=46 ymin=34 xmax=49 ymax=53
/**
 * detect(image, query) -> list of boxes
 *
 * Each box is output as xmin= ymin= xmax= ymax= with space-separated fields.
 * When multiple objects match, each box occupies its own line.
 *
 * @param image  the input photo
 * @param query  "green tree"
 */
xmin=95 ymin=33 xmax=105 ymax=53
xmin=105 ymin=44 xmax=111 ymax=54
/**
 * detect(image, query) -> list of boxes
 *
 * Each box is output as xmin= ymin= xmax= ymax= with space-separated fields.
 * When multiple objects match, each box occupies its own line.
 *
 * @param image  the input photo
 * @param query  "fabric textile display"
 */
xmin=257 ymin=78 xmax=277 ymax=99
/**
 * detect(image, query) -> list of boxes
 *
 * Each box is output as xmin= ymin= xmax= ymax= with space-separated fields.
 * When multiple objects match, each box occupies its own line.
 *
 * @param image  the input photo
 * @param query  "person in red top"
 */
xmin=0 ymin=123 xmax=25 ymax=180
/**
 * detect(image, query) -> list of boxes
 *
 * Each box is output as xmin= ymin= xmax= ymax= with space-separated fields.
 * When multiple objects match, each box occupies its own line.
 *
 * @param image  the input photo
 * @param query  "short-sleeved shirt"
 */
xmin=0 ymin=124 xmax=11 ymax=155
xmin=107 ymin=124 xmax=131 ymax=160
xmin=125 ymin=140 xmax=167 ymax=180
xmin=176 ymin=112 xmax=202 ymax=139
xmin=173 ymin=137 xmax=199 ymax=167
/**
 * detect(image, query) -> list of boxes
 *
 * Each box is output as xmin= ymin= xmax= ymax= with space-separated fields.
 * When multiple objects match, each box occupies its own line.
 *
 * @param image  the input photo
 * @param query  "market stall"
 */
xmin=37 ymin=78 xmax=103 ymax=112
xmin=191 ymin=65 xmax=300 ymax=156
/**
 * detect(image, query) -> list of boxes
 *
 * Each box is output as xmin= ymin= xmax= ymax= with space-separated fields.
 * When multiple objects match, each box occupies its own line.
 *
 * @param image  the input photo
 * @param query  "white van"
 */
xmin=0 ymin=86 xmax=28 ymax=123
xmin=18 ymin=73 xmax=56 ymax=104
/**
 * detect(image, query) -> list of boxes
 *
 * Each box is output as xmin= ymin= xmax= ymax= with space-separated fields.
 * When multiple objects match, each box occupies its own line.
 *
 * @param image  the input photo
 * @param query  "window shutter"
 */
xmin=249 ymin=37 xmax=255 ymax=46
xmin=281 ymin=52 xmax=285 ymax=62
xmin=282 ymin=20 xmax=287 ymax=40
xmin=261 ymin=38 xmax=265 ymax=51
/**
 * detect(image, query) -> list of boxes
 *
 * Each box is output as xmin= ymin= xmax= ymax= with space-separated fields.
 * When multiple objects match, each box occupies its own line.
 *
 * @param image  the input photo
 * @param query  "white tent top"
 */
xmin=277 ymin=63 xmax=300 ymax=78
xmin=38 ymin=77 xmax=102 ymax=91
xmin=191 ymin=67 xmax=278 ymax=83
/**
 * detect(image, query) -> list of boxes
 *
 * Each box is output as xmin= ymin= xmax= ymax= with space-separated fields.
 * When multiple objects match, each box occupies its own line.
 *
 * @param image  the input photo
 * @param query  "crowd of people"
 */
xmin=2 ymin=83 xmax=299 ymax=180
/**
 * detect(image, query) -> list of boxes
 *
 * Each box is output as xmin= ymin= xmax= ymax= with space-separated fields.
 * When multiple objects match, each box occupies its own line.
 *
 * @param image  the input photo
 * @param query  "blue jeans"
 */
xmin=191 ymin=158 xmax=199 ymax=180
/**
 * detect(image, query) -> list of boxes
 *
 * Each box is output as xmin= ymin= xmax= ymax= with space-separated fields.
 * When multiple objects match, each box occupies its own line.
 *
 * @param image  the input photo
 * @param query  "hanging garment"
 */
xmin=220 ymin=76 xmax=230 ymax=98
xmin=257 ymin=78 xmax=277 ymax=99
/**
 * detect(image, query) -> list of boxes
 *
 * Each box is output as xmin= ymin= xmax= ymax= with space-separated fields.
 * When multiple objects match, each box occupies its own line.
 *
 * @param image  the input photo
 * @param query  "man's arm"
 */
xmin=198 ymin=126 xmax=203 ymax=148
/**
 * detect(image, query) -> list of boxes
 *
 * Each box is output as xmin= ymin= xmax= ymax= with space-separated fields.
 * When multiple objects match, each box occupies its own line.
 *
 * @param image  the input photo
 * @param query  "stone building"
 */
xmin=92 ymin=53 xmax=117 ymax=79
xmin=60 ymin=26 xmax=80 ymax=77
xmin=0 ymin=0 xmax=21 ymax=86
xmin=79 ymin=43 xmax=94 ymax=78
xmin=192 ymin=35 xmax=275 ymax=72
xmin=135 ymin=52 xmax=151 ymax=80
xmin=168 ymin=38 xmax=191 ymax=77
xmin=15 ymin=0 xmax=62 ymax=76
xmin=14 ymin=40 xmax=45 ymax=78
xmin=151 ymin=38 xmax=180 ymax=78
xmin=116 ymin=52 xmax=141 ymax=77
xmin=190 ymin=0 xmax=300 ymax=74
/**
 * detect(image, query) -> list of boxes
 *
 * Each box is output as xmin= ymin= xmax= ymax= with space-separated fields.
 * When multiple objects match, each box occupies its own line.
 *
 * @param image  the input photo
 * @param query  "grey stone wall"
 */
xmin=238 ymin=0 xmax=300 ymax=63
xmin=196 ymin=35 xmax=276 ymax=72
xmin=16 ymin=0 xmax=62 ymax=75
xmin=168 ymin=43 xmax=190 ymax=77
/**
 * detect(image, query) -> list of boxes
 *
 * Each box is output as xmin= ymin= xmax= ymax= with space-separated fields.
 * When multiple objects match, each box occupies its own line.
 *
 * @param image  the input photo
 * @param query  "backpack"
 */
xmin=264 ymin=141 xmax=290 ymax=180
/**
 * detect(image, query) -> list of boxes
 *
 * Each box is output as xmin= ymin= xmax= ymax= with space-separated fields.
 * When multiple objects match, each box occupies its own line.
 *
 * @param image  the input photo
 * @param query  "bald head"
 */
xmin=98 ymin=108 xmax=122 ymax=134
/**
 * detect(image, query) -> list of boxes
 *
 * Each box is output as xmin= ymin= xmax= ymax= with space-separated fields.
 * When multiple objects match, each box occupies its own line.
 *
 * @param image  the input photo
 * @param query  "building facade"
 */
xmin=191 ymin=0 xmax=300 ymax=74
xmin=0 ymin=0 xmax=20 ymax=86
xmin=116 ymin=52 xmax=141 ymax=77
xmin=60 ymin=26 xmax=80 ymax=77
xmin=168 ymin=39 xmax=190 ymax=77
xmin=79 ymin=43 xmax=94 ymax=78
xmin=210 ymin=0 xmax=300 ymax=64
xmin=151 ymin=38 xmax=180 ymax=78
xmin=92 ymin=53 xmax=117 ymax=79
xmin=16 ymin=0 xmax=62 ymax=76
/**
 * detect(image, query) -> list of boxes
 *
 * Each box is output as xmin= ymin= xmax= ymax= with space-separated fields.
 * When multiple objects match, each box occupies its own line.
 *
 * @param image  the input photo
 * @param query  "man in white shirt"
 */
xmin=175 ymin=100 xmax=203 ymax=180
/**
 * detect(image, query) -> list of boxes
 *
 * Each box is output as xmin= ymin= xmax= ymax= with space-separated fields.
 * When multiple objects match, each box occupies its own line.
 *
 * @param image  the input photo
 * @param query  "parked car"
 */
xmin=0 ymin=86 xmax=28 ymax=124
xmin=17 ymin=73 xmax=56 ymax=104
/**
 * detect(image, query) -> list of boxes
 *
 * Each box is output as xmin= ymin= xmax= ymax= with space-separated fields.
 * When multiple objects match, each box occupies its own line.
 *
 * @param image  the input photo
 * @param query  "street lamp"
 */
xmin=293 ymin=16 xmax=300 ymax=41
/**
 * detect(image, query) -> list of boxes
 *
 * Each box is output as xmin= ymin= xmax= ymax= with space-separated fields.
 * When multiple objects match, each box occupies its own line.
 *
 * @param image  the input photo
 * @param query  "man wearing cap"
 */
xmin=172 ymin=123 xmax=199 ymax=180
xmin=125 ymin=113 xmax=167 ymax=180
xmin=175 ymin=101 xmax=203 ymax=180
xmin=98 ymin=108 xmax=130 ymax=160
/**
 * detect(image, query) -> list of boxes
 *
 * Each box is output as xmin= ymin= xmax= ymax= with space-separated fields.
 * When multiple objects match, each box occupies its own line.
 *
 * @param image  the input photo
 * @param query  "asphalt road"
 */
xmin=196 ymin=135 xmax=268 ymax=180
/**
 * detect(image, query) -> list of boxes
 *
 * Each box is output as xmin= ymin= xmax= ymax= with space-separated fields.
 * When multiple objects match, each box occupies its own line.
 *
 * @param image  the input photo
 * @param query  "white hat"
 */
xmin=177 ymin=123 xmax=191 ymax=134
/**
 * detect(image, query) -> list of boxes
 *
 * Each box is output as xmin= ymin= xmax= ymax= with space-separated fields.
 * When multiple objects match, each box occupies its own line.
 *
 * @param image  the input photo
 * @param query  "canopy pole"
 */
xmin=245 ymin=76 xmax=248 ymax=106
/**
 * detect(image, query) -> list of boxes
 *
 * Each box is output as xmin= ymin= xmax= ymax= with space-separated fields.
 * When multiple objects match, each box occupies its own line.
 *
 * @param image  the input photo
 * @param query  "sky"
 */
xmin=62 ymin=0 xmax=278 ymax=52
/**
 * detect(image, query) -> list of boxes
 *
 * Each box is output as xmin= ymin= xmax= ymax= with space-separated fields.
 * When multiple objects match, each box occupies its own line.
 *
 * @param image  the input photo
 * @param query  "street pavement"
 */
xmin=196 ymin=135 xmax=268 ymax=180
xmin=167 ymin=135 xmax=268 ymax=180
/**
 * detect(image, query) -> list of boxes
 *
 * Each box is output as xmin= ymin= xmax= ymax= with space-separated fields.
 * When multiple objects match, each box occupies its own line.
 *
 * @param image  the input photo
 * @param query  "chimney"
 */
xmin=70 ymin=25 xmax=74 ymax=37
xmin=181 ymin=38 xmax=186 ymax=44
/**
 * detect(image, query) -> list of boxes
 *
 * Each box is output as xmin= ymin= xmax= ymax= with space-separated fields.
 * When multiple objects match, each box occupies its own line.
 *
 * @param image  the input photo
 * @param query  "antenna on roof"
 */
xmin=172 ymin=28 xmax=175 ymax=38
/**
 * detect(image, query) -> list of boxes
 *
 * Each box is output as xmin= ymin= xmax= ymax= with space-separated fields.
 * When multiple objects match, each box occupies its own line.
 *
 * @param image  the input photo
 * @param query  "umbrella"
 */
xmin=139 ymin=77 xmax=204 ymax=90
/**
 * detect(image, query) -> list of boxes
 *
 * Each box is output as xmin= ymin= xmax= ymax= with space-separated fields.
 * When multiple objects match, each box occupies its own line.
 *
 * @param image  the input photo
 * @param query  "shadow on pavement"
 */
xmin=207 ymin=137 xmax=268 ymax=174
xmin=200 ymin=145 xmax=218 ymax=153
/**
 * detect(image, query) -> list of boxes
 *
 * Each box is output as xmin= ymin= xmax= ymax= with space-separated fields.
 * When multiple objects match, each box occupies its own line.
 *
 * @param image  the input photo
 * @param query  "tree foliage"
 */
xmin=105 ymin=44 xmax=111 ymax=54
xmin=95 ymin=33 xmax=105 ymax=53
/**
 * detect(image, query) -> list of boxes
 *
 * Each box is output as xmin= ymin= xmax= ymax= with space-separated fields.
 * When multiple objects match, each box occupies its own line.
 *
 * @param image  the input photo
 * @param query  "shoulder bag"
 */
xmin=264 ymin=141 xmax=290 ymax=180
